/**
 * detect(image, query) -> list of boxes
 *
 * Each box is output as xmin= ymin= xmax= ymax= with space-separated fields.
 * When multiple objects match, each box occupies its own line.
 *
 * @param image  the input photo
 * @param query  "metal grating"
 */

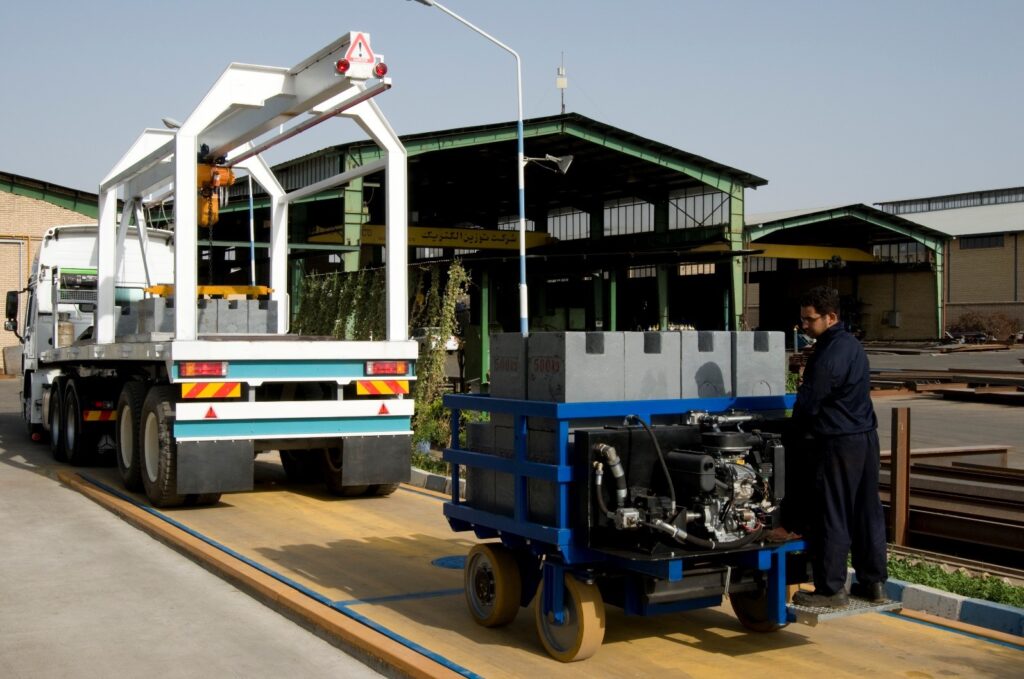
xmin=788 ymin=597 xmax=902 ymax=627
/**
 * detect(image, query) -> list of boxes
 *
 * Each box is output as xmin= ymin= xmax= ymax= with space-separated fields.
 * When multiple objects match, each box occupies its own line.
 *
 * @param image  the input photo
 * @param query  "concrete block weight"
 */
xmin=680 ymin=330 xmax=733 ymax=398
xmin=625 ymin=331 xmax=681 ymax=400
xmin=732 ymin=331 xmax=785 ymax=396
xmin=247 ymin=299 xmax=278 ymax=334
xmin=527 ymin=331 xmax=625 ymax=403
xmin=489 ymin=333 xmax=528 ymax=399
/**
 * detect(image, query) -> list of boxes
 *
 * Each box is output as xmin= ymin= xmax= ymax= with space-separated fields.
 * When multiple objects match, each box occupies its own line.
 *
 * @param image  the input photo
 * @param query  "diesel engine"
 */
xmin=580 ymin=411 xmax=785 ymax=553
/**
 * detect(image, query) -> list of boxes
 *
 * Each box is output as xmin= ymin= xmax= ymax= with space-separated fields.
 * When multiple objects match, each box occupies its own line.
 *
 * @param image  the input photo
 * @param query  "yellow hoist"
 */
xmin=197 ymin=163 xmax=235 ymax=227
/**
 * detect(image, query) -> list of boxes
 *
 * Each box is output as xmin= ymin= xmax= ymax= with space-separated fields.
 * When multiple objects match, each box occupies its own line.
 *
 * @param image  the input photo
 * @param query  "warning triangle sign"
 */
xmin=204 ymin=407 xmax=218 ymax=419
xmin=378 ymin=403 xmax=390 ymax=415
xmin=345 ymin=33 xmax=374 ymax=64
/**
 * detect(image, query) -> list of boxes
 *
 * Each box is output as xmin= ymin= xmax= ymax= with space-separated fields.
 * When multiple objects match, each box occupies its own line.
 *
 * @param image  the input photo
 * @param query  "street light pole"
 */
xmin=411 ymin=0 xmax=529 ymax=336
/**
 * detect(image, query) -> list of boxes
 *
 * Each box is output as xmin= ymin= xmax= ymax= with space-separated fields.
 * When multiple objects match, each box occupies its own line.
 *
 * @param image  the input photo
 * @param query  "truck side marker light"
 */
xmin=205 ymin=407 xmax=218 ymax=419
xmin=378 ymin=404 xmax=389 ymax=415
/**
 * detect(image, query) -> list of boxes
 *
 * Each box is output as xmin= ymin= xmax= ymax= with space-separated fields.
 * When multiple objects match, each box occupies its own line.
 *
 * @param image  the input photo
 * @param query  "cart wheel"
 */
xmin=534 ymin=573 xmax=605 ymax=662
xmin=731 ymin=586 xmax=786 ymax=633
xmin=465 ymin=544 xmax=521 ymax=627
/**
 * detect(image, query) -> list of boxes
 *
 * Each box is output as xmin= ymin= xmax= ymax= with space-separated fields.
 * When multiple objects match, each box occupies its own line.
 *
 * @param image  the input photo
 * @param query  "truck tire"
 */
xmin=185 ymin=493 xmax=222 ymax=506
xmin=141 ymin=385 xmax=186 ymax=508
xmin=366 ymin=483 xmax=400 ymax=497
xmin=116 ymin=381 xmax=147 ymax=491
xmin=23 ymin=372 xmax=43 ymax=442
xmin=63 ymin=378 xmax=98 ymax=466
xmin=48 ymin=378 xmax=67 ymax=462
xmin=322 ymin=447 xmax=369 ymax=497
xmin=280 ymin=450 xmax=322 ymax=484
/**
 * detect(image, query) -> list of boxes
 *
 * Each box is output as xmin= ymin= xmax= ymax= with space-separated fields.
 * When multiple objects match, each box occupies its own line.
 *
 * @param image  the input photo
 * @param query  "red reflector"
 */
xmin=335 ymin=58 xmax=350 ymax=74
xmin=179 ymin=361 xmax=228 ymax=378
xmin=378 ymin=403 xmax=390 ymax=415
xmin=374 ymin=62 xmax=388 ymax=77
xmin=205 ymin=407 xmax=218 ymax=419
xmin=92 ymin=400 xmax=114 ymax=409
xmin=365 ymin=361 xmax=408 ymax=376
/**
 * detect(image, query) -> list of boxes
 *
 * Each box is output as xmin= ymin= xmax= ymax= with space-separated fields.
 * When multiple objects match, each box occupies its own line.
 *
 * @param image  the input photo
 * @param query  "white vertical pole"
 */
xmin=173 ymin=133 xmax=198 ymax=341
xmin=96 ymin=187 xmax=119 ymax=344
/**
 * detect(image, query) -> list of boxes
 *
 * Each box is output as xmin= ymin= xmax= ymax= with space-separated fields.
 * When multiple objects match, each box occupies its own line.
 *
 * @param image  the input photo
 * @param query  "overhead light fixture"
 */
xmin=524 ymin=153 xmax=573 ymax=174
xmin=161 ymin=117 xmax=183 ymax=129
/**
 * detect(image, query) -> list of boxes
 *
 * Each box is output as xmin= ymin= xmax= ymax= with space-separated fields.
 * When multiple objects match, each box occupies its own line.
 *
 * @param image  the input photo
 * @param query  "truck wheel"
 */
xmin=23 ymin=372 xmax=43 ymax=442
xmin=465 ymin=543 xmax=522 ymax=627
xmin=366 ymin=483 xmax=400 ymax=497
xmin=731 ymin=585 xmax=786 ymax=633
xmin=280 ymin=450 xmax=322 ymax=484
xmin=63 ymin=379 xmax=99 ymax=466
xmin=322 ymin=447 xmax=369 ymax=497
xmin=185 ymin=493 xmax=222 ymax=506
xmin=116 ymin=381 xmax=147 ymax=491
xmin=534 ymin=573 xmax=606 ymax=662
xmin=48 ymin=379 xmax=67 ymax=461
xmin=141 ymin=385 xmax=186 ymax=508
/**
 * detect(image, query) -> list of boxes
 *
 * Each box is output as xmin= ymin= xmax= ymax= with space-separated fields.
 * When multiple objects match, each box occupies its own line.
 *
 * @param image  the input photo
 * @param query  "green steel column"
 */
xmin=657 ymin=265 xmax=669 ymax=330
xmin=290 ymin=259 xmax=305 ymax=320
xmin=934 ymin=245 xmax=945 ymax=339
xmin=727 ymin=183 xmax=745 ymax=331
xmin=592 ymin=270 xmax=604 ymax=329
xmin=342 ymin=152 xmax=366 ymax=272
xmin=481 ymin=269 xmax=490 ymax=387
xmin=609 ymin=269 xmax=618 ymax=331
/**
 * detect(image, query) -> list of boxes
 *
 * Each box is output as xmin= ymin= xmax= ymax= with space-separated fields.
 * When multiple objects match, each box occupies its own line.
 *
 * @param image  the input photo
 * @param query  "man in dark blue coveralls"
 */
xmin=791 ymin=287 xmax=888 ymax=608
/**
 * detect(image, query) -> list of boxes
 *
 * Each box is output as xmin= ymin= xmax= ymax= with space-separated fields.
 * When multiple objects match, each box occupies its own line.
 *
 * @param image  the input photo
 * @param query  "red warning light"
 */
xmin=335 ymin=58 xmax=351 ymax=74
xmin=374 ymin=62 xmax=388 ymax=78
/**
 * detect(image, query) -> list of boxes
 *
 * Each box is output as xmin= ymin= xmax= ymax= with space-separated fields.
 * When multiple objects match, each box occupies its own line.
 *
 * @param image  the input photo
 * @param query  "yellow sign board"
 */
xmin=309 ymin=225 xmax=555 ymax=250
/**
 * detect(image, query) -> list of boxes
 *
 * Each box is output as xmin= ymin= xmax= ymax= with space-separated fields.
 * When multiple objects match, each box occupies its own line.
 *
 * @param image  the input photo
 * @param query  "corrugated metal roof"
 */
xmin=899 ymin=202 xmax=1024 ymax=236
xmin=745 ymin=205 xmax=850 ymax=226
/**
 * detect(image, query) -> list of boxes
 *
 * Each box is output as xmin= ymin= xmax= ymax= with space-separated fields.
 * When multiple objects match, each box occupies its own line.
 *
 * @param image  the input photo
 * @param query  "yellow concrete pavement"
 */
xmin=64 ymin=458 xmax=1022 ymax=679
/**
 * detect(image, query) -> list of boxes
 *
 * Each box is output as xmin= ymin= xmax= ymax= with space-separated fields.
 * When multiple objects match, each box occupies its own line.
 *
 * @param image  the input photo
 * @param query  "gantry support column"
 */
xmin=342 ymin=151 xmax=366 ymax=272
xmin=655 ymin=195 xmax=670 ymax=330
xmin=727 ymin=183 xmax=745 ymax=331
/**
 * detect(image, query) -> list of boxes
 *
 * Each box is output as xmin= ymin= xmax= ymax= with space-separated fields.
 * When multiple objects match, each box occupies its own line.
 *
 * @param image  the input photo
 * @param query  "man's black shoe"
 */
xmin=850 ymin=581 xmax=887 ymax=603
xmin=792 ymin=589 xmax=849 ymax=609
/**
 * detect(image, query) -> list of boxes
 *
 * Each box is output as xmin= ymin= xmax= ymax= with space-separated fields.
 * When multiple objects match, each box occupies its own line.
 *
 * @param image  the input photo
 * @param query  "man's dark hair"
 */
xmin=799 ymin=286 xmax=840 ymax=317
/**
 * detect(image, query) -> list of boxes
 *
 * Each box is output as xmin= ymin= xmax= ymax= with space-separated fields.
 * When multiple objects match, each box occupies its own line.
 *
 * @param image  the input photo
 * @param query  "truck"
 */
xmin=4 ymin=31 xmax=417 ymax=507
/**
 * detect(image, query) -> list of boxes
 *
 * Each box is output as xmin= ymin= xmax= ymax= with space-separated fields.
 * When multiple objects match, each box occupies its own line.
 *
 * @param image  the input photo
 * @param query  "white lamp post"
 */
xmin=410 ymin=0 xmax=529 ymax=336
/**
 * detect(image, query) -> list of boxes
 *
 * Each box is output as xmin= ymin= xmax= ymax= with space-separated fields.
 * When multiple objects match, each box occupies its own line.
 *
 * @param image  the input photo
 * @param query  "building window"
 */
xmin=223 ymin=247 xmax=236 ymax=262
xmin=496 ymin=216 xmax=536 ymax=231
xmin=746 ymin=257 xmax=777 ymax=273
xmin=628 ymin=265 xmax=656 ymax=278
xmin=872 ymin=241 xmax=930 ymax=263
xmin=605 ymin=197 xmax=653 ymax=236
xmin=678 ymin=263 xmax=716 ymax=276
xmin=668 ymin=187 xmax=730 ymax=229
xmin=959 ymin=235 xmax=1004 ymax=250
xmin=799 ymin=259 xmax=827 ymax=269
xmin=416 ymin=247 xmax=444 ymax=259
xmin=547 ymin=208 xmax=590 ymax=241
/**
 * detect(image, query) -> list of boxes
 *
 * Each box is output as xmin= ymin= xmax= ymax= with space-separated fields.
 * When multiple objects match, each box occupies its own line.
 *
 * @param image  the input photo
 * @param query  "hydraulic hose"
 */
xmin=647 ymin=518 xmax=717 ymax=550
xmin=592 ymin=443 xmax=627 ymax=508
xmin=593 ymin=461 xmax=615 ymax=519
xmin=628 ymin=415 xmax=677 ymax=516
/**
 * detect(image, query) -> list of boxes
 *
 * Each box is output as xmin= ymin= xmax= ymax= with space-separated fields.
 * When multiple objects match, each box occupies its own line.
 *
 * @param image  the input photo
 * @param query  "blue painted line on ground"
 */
xmin=336 ymin=588 xmax=463 ymax=607
xmin=77 ymin=473 xmax=483 ymax=679
xmin=881 ymin=611 xmax=1024 ymax=651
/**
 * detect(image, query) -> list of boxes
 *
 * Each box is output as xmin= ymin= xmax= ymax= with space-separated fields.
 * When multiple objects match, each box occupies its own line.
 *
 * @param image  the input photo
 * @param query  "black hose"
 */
xmin=593 ymin=463 xmax=614 ymax=519
xmin=629 ymin=415 xmax=676 ymax=515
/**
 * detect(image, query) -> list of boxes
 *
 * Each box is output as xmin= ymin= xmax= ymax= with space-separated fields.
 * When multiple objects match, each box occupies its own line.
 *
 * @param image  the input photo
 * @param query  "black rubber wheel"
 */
xmin=116 ymin=381 xmax=147 ymax=491
xmin=184 ymin=493 xmax=222 ymax=506
xmin=731 ymin=585 xmax=786 ymax=633
xmin=48 ymin=379 xmax=67 ymax=462
xmin=23 ymin=372 xmax=43 ymax=442
xmin=280 ymin=450 xmax=323 ymax=484
xmin=141 ymin=385 xmax=186 ymax=508
xmin=322 ymin=447 xmax=369 ymax=497
xmin=366 ymin=483 xmax=400 ymax=497
xmin=63 ymin=378 xmax=99 ymax=466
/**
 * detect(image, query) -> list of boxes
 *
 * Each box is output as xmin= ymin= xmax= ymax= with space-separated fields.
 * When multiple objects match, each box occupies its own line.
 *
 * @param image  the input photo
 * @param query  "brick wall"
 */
xmin=858 ymin=271 xmax=937 ymax=340
xmin=1 ymin=191 xmax=94 ymax=373
xmin=947 ymin=235 xmax=1017 ymax=303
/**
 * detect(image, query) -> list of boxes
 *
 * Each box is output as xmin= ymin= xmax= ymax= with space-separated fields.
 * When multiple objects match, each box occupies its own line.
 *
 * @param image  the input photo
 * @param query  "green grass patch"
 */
xmin=889 ymin=556 xmax=1024 ymax=608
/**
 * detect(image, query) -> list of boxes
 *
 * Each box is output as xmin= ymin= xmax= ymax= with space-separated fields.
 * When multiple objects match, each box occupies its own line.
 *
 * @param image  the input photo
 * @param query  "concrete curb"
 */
xmin=409 ymin=467 xmax=464 ymax=499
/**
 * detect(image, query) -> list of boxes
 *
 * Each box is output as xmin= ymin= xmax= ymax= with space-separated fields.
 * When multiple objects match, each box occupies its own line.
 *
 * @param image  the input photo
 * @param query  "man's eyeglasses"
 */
xmin=800 ymin=315 xmax=823 ymax=323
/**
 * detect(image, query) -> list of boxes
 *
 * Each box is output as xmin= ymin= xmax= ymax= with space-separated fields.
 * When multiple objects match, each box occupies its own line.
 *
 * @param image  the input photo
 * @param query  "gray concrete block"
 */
xmin=247 ymin=299 xmax=278 ymax=334
xmin=625 ymin=331 xmax=682 ymax=400
xmin=528 ymin=478 xmax=557 ymax=525
xmin=217 ymin=300 xmax=248 ymax=334
xmin=197 ymin=299 xmax=217 ymax=334
xmin=465 ymin=422 xmax=493 ymax=453
xmin=732 ymin=331 xmax=785 ymax=396
xmin=680 ymin=330 xmax=733 ymax=398
xmin=527 ymin=331 xmax=625 ymax=402
xmin=136 ymin=298 xmax=174 ymax=334
xmin=494 ymin=471 xmax=515 ymax=517
xmin=901 ymin=584 xmax=968 ymax=620
xmin=489 ymin=333 xmax=528 ymax=399
xmin=114 ymin=305 xmax=138 ymax=337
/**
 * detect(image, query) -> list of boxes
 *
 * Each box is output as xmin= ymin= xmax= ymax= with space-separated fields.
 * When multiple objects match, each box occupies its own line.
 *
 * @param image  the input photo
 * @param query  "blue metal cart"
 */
xmin=443 ymin=393 xmax=808 ymax=661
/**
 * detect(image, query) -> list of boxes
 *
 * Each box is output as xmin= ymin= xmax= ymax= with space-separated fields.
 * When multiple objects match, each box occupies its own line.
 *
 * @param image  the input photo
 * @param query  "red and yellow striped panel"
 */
xmin=355 ymin=380 xmax=410 ymax=396
xmin=83 ymin=411 xmax=117 ymax=422
xmin=181 ymin=382 xmax=242 ymax=399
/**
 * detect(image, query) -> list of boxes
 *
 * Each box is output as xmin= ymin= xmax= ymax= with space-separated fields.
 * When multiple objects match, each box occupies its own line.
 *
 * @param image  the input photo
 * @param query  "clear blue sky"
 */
xmin=1 ymin=0 xmax=1020 ymax=213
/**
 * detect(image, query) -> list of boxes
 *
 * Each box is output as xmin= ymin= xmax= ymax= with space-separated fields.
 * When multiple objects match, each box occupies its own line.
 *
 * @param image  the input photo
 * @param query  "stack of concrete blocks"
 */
xmin=114 ymin=305 xmax=139 ymax=338
xmin=137 ymin=298 xmax=174 ymax=335
xmin=463 ymin=330 xmax=784 ymax=525
xmin=134 ymin=297 xmax=278 ymax=337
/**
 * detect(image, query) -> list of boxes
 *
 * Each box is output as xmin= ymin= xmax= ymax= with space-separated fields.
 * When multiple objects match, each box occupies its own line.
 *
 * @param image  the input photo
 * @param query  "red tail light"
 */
xmin=374 ymin=62 xmax=388 ymax=77
xmin=365 ymin=360 xmax=408 ymax=376
xmin=179 ymin=361 xmax=228 ymax=378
